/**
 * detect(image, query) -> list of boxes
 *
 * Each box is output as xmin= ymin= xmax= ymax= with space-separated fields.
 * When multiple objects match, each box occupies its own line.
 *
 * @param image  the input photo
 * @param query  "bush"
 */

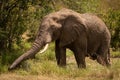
xmin=101 ymin=9 xmax=120 ymax=50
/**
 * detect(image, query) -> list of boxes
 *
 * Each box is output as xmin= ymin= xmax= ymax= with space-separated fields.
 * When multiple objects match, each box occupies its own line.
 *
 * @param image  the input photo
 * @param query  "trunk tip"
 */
xmin=8 ymin=66 xmax=13 ymax=71
xmin=8 ymin=63 xmax=17 ymax=71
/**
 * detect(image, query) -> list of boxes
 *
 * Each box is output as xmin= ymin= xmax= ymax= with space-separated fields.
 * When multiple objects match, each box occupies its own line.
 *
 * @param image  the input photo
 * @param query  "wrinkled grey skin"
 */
xmin=9 ymin=9 xmax=111 ymax=70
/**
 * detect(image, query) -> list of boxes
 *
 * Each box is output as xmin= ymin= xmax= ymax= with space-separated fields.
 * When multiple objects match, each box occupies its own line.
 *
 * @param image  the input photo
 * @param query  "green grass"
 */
xmin=9 ymin=56 xmax=119 ymax=80
xmin=0 ymin=43 xmax=120 ymax=80
xmin=111 ymin=50 xmax=120 ymax=58
xmin=10 ymin=45 xmax=120 ymax=80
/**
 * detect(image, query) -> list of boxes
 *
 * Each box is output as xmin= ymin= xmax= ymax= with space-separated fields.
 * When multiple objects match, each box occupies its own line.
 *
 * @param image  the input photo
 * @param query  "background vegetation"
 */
xmin=0 ymin=0 xmax=120 ymax=80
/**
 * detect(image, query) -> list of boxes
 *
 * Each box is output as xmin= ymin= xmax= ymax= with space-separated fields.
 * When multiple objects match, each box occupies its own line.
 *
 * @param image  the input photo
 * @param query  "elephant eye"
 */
xmin=50 ymin=25 xmax=56 ymax=29
xmin=52 ymin=17 xmax=57 ymax=21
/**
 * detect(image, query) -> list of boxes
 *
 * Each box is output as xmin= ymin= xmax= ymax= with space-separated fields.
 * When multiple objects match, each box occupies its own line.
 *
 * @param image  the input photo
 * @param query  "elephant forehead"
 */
xmin=44 ymin=10 xmax=78 ymax=21
xmin=41 ymin=17 xmax=49 ymax=25
xmin=48 ymin=19 xmax=61 ymax=27
xmin=41 ymin=9 xmax=86 ymax=28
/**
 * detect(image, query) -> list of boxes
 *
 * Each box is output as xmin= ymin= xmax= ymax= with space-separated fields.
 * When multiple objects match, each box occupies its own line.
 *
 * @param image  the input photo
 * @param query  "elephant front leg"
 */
xmin=74 ymin=50 xmax=86 ymax=68
xmin=55 ymin=40 xmax=66 ymax=67
xmin=72 ymin=37 xmax=87 ymax=68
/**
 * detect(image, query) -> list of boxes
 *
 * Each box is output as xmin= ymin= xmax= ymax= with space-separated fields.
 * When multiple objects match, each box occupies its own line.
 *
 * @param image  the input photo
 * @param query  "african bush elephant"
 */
xmin=9 ymin=8 xmax=111 ymax=70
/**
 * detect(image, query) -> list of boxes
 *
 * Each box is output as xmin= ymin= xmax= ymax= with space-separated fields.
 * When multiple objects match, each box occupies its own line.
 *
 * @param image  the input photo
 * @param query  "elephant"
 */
xmin=8 ymin=8 xmax=111 ymax=70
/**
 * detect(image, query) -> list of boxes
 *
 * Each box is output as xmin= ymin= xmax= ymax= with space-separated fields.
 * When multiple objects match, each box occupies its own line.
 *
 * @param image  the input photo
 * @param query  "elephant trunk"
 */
xmin=8 ymin=39 xmax=46 ymax=70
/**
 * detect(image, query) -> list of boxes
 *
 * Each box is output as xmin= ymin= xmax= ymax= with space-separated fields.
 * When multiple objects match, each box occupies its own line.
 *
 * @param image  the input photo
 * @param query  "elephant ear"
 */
xmin=60 ymin=16 xmax=86 ymax=47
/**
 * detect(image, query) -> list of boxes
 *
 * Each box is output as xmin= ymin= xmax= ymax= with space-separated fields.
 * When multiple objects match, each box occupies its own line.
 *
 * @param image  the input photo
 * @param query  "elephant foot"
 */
xmin=96 ymin=55 xmax=111 ymax=67
xmin=105 ymin=59 xmax=111 ymax=67
xmin=96 ymin=55 xmax=105 ymax=65
xmin=106 ymin=63 xmax=111 ymax=67
xmin=58 ymin=64 xmax=66 ymax=68
xmin=57 ymin=63 xmax=66 ymax=68
xmin=77 ymin=64 xmax=86 ymax=68
xmin=57 ymin=59 xmax=66 ymax=67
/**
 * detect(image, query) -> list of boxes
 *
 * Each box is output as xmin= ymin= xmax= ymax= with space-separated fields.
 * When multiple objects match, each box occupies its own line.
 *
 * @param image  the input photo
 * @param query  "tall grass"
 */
xmin=14 ymin=57 xmax=120 ymax=80
xmin=111 ymin=50 xmax=120 ymax=58
xmin=13 ymin=43 xmax=120 ymax=80
xmin=0 ymin=43 xmax=120 ymax=80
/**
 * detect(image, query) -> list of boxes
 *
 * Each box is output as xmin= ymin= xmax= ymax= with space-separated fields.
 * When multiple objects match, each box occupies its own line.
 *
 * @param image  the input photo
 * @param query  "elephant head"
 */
xmin=8 ymin=9 xmax=86 ymax=70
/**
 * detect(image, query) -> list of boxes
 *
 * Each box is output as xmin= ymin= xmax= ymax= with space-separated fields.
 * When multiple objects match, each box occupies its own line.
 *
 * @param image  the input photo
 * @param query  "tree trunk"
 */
xmin=0 ymin=40 xmax=7 ymax=53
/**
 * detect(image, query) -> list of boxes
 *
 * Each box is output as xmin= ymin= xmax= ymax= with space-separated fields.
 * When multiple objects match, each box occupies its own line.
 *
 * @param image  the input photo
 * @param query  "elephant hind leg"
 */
xmin=96 ymin=54 xmax=110 ymax=67
xmin=96 ymin=45 xmax=111 ymax=67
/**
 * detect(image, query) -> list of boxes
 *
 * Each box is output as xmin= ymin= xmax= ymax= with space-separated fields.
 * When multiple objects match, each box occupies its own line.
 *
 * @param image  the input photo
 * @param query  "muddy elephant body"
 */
xmin=82 ymin=13 xmax=110 ymax=59
xmin=55 ymin=13 xmax=111 ymax=68
xmin=9 ymin=9 xmax=111 ymax=70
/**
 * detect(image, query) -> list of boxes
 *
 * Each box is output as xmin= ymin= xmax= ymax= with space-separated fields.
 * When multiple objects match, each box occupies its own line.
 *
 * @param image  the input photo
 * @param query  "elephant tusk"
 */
xmin=39 ymin=44 xmax=49 ymax=53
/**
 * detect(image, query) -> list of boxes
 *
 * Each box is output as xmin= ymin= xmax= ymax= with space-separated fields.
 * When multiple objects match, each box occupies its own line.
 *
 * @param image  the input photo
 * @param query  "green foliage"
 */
xmin=0 ymin=0 xmax=29 ymax=51
xmin=102 ymin=9 xmax=120 ymax=49
xmin=0 ymin=0 xmax=55 ymax=66
xmin=62 ymin=0 xmax=101 ymax=13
